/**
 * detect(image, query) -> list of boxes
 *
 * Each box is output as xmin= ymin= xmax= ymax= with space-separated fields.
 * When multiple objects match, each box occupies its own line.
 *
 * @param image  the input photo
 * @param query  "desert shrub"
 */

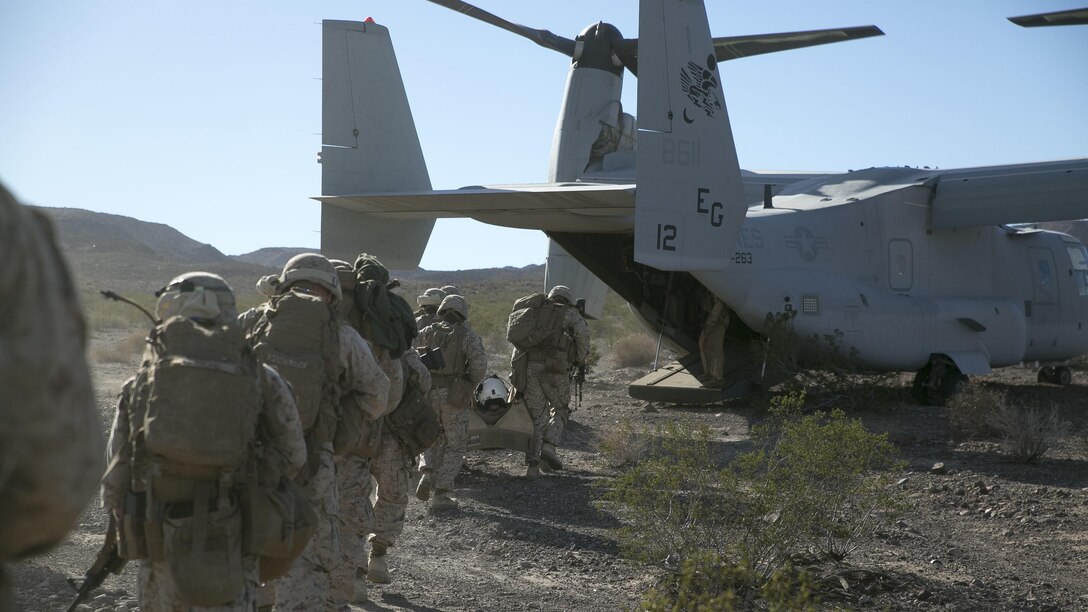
xmin=602 ymin=391 xmax=905 ymax=593
xmin=988 ymin=403 xmax=1068 ymax=463
xmin=638 ymin=554 xmax=818 ymax=612
xmin=612 ymin=332 xmax=659 ymax=368
xmin=596 ymin=417 xmax=651 ymax=468
xmin=752 ymin=312 xmax=898 ymax=408
xmin=740 ymin=392 xmax=906 ymax=563
xmin=944 ymin=384 xmax=1005 ymax=439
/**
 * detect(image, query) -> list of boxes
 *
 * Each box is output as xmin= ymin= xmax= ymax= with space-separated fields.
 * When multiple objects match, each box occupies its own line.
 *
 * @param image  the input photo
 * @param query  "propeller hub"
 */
xmin=573 ymin=22 xmax=624 ymax=76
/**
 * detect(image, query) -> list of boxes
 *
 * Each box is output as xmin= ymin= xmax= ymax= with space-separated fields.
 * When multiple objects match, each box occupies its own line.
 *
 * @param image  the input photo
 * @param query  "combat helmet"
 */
xmin=155 ymin=272 xmax=237 ymax=325
xmin=417 ymin=287 xmax=445 ymax=308
xmin=437 ymin=294 xmax=468 ymax=320
xmin=547 ymin=285 xmax=574 ymax=305
xmin=440 ymin=285 xmax=462 ymax=297
xmin=275 ymin=252 xmax=342 ymax=305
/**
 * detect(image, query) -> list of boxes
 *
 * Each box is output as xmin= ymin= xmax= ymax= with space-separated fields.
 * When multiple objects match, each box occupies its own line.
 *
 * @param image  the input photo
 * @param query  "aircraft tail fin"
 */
xmin=633 ymin=0 xmax=747 ymax=271
xmin=319 ymin=19 xmax=435 ymax=268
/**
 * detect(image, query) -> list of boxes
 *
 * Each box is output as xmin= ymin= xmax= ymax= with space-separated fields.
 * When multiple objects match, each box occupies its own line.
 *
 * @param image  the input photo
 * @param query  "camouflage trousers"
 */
xmin=420 ymin=388 xmax=469 ymax=492
xmin=137 ymin=556 xmax=258 ymax=612
xmin=523 ymin=365 xmax=572 ymax=465
xmin=329 ymin=453 xmax=375 ymax=604
xmin=369 ymin=428 xmax=414 ymax=550
xmin=273 ymin=445 xmax=341 ymax=612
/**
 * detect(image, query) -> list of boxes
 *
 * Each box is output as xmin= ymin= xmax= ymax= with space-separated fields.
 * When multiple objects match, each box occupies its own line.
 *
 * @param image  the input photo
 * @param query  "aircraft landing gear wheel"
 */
xmin=1037 ymin=366 xmax=1071 ymax=385
xmin=912 ymin=358 xmax=966 ymax=406
xmin=1056 ymin=366 xmax=1072 ymax=385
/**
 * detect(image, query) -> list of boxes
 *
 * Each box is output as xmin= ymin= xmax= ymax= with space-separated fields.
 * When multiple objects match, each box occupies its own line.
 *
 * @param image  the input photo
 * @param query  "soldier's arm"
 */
xmin=339 ymin=325 xmax=392 ymax=419
xmin=259 ymin=365 xmax=307 ymax=479
xmin=403 ymin=349 xmax=433 ymax=395
xmin=100 ymin=379 xmax=136 ymax=515
xmin=236 ymin=307 xmax=260 ymax=335
xmin=569 ymin=309 xmax=592 ymax=364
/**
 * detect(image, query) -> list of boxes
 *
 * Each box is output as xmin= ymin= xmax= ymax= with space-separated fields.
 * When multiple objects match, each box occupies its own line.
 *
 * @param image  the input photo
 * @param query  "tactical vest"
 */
xmin=248 ymin=290 xmax=341 ymax=442
xmin=418 ymin=322 xmax=466 ymax=388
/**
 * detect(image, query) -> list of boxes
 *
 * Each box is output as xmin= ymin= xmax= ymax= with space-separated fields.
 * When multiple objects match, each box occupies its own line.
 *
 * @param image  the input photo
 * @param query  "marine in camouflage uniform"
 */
xmin=240 ymin=254 xmax=389 ymax=612
xmin=414 ymin=294 xmax=488 ymax=511
xmin=413 ymin=287 xmax=445 ymax=331
xmin=327 ymin=260 xmax=402 ymax=605
xmin=517 ymin=285 xmax=590 ymax=478
xmin=0 ymin=183 xmax=103 ymax=608
xmin=102 ymin=273 xmax=307 ymax=612
xmin=366 ymin=349 xmax=432 ymax=584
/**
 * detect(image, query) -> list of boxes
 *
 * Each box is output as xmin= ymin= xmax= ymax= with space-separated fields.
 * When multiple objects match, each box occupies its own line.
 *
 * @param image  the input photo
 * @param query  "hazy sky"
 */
xmin=1 ymin=1 xmax=1085 ymax=270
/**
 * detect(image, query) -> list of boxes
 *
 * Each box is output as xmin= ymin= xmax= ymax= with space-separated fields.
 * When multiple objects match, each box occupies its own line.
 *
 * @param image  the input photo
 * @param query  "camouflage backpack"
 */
xmin=126 ymin=316 xmax=261 ymax=605
xmin=248 ymin=289 xmax=341 ymax=442
xmin=353 ymin=253 xmax=418 ymax=358
xmin=138 ymin=316 xmax=260 ymax=497
xmin=384 ymin=352 xmax=441 ymax=456
xmin=507 ymin=293 xmax=567 ymax=351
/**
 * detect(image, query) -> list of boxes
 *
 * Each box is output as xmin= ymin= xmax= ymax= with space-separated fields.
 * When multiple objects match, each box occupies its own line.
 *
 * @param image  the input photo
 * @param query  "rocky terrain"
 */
xmin=7 ymin=208 xmax=1088 ymax=611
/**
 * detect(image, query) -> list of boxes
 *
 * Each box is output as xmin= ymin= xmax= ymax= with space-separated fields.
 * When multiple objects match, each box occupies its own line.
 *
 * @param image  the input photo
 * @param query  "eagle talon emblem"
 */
xmin=680 ymin=54 xmax=722 ymax=120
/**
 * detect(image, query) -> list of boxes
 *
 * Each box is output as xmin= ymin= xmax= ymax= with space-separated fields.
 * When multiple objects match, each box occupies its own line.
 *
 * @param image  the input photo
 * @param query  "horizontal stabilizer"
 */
xmin=315 ymin=183 xmax=636 ymax=232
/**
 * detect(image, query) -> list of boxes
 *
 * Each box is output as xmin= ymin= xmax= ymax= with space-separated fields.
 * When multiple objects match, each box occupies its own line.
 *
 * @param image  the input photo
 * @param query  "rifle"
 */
xmin=67 ymin=516 xmax=126 ymax=612
xmin=570 ymin=363 xmax=587 ymax=411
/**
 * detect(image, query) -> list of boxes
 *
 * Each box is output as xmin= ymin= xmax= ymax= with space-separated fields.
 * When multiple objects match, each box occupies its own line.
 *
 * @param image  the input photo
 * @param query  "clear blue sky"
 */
xmin=1 ymin=1 xmax=1085 ymax=270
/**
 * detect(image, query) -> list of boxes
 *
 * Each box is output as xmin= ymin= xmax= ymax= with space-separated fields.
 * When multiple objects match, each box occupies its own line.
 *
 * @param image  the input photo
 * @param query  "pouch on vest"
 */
xmin=245 ymin=476 xmax=317 ymax=583
xmin=419 ymin=346 xmax=445 ymax=371
xmin=118 ymin=491 xmax=148 ymax=560
xmin=385 ymin=380 xmax=440 ymax=456
xmin=333 ymin=393 xmax=383 ymax=458
xmin=162 ymin=494 xmax=244 ymax=607
xmin=249 ymin=291 xmax=340 ymax=435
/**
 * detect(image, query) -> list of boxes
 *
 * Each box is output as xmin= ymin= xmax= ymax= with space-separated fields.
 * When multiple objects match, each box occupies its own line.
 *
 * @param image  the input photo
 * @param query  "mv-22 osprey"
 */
xmin=315 ymin=0 xmax=1088 ymax=405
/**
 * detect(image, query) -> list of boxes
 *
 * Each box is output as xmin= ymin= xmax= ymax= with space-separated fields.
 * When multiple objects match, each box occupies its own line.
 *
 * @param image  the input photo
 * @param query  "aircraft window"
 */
xmin=1037 ymin=259 xmax=1052 ymax=285
xmin=1067 ymin=246 xmax=1088 ymax=296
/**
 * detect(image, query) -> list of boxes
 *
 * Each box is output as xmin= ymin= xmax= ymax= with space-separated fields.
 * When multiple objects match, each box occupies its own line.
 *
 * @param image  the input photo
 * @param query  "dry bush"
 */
xmin=611 ymin=332 xmax=658 ymax=368
xmin=91 ymin=330 xmax=148 ymax=365
xmin=944 ymin=384 xmax=1005 ymax=439
xmin=595 ymin=417 xmax=650 ymax=468
xmin=988 ymin=403 xmax=1068 ymax=463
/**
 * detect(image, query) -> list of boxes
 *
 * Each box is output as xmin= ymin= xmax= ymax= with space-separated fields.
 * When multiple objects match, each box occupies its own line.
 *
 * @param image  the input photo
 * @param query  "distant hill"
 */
xmin=231 ymin=247 xmax=314 ymax=269
xmin=37 ymin=207 xmax=546 ymax=310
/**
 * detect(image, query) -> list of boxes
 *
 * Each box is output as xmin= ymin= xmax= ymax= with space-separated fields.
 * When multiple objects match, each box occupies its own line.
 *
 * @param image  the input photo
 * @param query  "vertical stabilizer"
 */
xmin=633 ymin=0 xmax=747 ymax=271
xmin=320 ymin=19 xmax=434 ymax=268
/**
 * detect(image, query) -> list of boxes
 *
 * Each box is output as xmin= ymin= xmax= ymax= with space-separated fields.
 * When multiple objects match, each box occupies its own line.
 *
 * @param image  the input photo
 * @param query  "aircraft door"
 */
xmin=1028 ymin=247 xmax=1060 ymax=351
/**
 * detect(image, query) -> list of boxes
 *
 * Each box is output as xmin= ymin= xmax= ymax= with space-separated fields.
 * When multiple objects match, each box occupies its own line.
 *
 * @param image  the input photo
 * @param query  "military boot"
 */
xmin=430 ymin=489 xmax=458 ymax=512
xmin=526 ymin=463 xmax=541 ymax=480
xmin=353 ymin=576 xmax=368 ymax=604
xmin=541 ymin=442 xmax=563 ymax=470
xmin=367 ymin=552 xmax=391 ymax=584
xmin=415 ymin=469 xmax=435 ymax=501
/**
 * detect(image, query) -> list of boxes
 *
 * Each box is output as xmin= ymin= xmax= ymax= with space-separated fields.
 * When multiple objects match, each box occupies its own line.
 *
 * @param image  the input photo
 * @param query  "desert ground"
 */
xmin=9 ymin=324 xmax=1088 ymax=612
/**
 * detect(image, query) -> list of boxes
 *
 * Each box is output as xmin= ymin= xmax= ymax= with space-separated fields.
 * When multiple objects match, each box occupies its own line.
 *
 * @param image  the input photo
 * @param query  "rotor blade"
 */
xmin=613 ymin=39 xmax=639 ymax=76
xmin=425 ymin=0 xmax=576 ymax=56
xmin=712 ymin=25 xmax=885 ymax=61
xmin=1008 ymin=8 xmax=1088 ymax=27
